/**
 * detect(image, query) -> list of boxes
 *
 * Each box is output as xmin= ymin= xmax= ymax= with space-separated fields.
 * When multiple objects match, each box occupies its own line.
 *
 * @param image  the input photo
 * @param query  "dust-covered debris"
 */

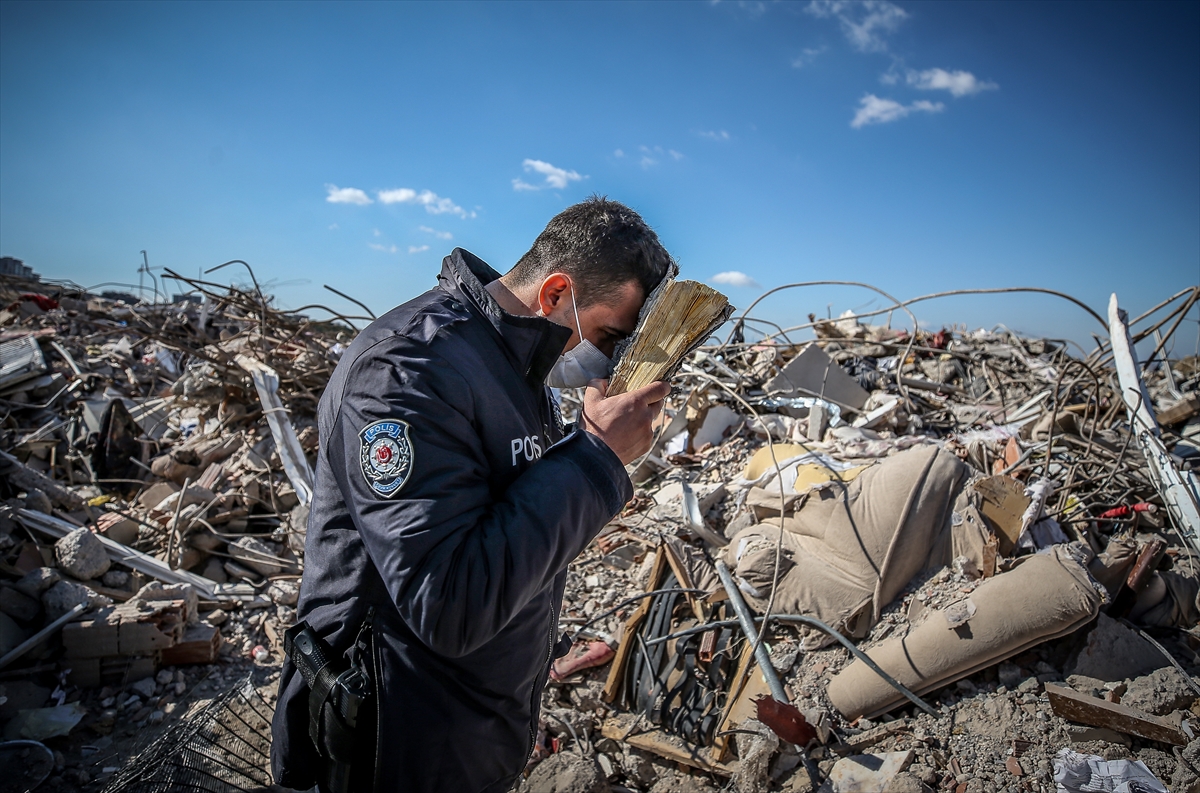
xmin=1 ymin=265 xmax=1197 ymax=792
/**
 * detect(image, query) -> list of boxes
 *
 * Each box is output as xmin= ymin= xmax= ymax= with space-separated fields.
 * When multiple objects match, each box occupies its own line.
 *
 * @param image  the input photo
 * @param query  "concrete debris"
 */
xmin=13 ymin=566 xmax=60 ymax=598
xmin=732 ymin=719 xmax=781 ymax=793
xmin=54 ymin=526 xmax=111 ymax=581
xmin=227 ymin=536 xmax=282 ymax=577
xmin=1069 ymin=613 xmax=1169 ymax=682
xmin=42 ymin=579 xmax=107 ymax=621
xmin=818 ymin=750 xmax=914 ymax=793
xmin=2 ymin=268 xmax=1198 ymax=790
xmin=1121 ymin=667 xmax=1198 ymax=716
xmin=517 ymin=751 xmax=611 ymax=793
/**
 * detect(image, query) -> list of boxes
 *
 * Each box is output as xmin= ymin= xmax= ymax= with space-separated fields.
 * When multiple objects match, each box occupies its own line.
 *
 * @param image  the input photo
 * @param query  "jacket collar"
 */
xmin=437 ymin=248 xmax=571 ymax=388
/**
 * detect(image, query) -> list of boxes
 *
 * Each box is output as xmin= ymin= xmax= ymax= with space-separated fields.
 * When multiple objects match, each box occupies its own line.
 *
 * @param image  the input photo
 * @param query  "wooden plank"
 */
xmin=1045 ymin=682 xmax=1187 ymax=746
xmin=1157 ymin=394 xmax=1200 ymax=427
xmin=602 ymin=541 xmax=713 ymax=705
xmin=602 ymin=550 xmax=667 ymax=703
xmin=660 ymin=541 xmax=708 ymax=624
xmin=710 ymin=640 xmax=759 ymax=763
xmin=600 ymin=716 xmax=736 ymax=776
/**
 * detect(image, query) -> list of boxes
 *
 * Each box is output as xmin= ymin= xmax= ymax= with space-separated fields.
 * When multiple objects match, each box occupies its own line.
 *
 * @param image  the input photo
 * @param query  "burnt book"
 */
xmin=608 ymin=279 xmax=733 ymax=396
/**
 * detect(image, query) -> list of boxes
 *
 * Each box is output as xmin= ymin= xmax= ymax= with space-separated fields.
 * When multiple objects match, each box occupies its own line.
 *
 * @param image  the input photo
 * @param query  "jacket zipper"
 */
xmin=526 ymin=602 xmax=556 ymax=759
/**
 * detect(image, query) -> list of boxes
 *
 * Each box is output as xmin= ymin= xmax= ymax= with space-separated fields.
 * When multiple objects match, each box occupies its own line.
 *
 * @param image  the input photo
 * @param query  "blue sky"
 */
xmin=1 ymin=1 xmax=1197 ymax=353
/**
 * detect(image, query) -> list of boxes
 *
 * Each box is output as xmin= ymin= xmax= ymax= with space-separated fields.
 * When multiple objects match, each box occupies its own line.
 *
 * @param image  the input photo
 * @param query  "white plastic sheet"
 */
xmin=1053 ymin=748 xmax=1167 ymax=793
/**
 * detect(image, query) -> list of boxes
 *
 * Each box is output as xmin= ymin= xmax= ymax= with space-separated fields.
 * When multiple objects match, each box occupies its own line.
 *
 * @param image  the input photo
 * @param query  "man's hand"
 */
xmin=578 ymin=379 xmax=671 ymax=465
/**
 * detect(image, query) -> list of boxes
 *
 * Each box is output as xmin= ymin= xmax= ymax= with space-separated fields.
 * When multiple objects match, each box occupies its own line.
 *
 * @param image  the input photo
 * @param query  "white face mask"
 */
xmin=545 ymin=284 xmax=613 ymax=389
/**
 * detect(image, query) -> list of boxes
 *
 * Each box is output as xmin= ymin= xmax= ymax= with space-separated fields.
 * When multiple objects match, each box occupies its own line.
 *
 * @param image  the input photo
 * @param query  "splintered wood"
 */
xmin=608 ymin=280 xmax=732 ymax=396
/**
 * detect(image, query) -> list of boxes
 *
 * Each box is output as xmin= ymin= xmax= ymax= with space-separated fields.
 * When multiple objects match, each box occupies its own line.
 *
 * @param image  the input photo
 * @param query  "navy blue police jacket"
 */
xmin=271 ymin=248 xmax=633 ymax=792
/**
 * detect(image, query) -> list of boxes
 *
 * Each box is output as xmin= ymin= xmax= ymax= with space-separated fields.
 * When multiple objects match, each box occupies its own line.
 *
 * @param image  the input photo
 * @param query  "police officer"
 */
xmin=272 ymin=197 xmax=674 ymax=792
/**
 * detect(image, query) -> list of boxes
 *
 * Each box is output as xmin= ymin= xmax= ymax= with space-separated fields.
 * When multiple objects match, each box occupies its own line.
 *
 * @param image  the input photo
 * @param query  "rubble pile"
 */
xmin=0 ymin=268 xmax=346 ymax=788
xmin=532 ymin=291 xmax=1200 ymax=793
xmin=0 ymin=267 xmax=1197 ymax=793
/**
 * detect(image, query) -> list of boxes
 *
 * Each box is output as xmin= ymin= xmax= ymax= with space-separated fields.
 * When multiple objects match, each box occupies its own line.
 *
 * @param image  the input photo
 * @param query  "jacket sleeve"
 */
xmin=326 ymin=337 xmax=632 ymax=659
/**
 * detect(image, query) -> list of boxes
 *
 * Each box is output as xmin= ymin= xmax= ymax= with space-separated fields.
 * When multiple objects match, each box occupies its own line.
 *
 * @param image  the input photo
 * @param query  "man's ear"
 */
xmin=536 ymin=273 xmax=572 ymax=317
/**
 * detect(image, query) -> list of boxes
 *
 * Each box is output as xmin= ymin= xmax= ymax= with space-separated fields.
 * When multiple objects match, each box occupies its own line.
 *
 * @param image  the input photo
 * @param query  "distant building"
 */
xmin=100 ymin=290 xmax=141 ymax=304
xmin=0 ymin=256 xmax=39 ymax=280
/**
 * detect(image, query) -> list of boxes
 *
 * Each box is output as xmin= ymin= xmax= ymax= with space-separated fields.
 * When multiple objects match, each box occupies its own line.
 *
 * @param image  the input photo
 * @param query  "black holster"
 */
xmin=285 ymin=608 xmax=376 ymax=793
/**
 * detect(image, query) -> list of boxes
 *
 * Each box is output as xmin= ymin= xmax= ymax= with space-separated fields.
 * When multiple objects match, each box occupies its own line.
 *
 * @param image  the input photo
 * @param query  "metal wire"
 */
xmin=100 ymin=675 xmax=273 ymax=793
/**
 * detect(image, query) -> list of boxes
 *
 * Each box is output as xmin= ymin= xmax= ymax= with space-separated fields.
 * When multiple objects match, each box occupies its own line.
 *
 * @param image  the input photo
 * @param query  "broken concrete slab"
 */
xmin=1122 ymin=667 xmax=1199 ymax=716
xmin=764 ymin=344 xmax=869 ymax=411
xmin=1069 ymin=613 xmax=1168 ymax=682
xmin=130 ymin=581 xmax=198 ymax=623
xmin=818 ymin=750 xmax=914 ymax=793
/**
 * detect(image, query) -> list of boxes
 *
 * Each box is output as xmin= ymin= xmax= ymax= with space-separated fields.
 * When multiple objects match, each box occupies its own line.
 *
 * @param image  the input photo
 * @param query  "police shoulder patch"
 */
xmin=359 ymin=419 xmax=414 ymax=498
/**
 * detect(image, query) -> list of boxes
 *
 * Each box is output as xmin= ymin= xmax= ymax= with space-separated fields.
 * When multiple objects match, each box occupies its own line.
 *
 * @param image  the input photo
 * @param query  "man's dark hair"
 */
xmin=508 ymin=196 xmax=673 ymax=307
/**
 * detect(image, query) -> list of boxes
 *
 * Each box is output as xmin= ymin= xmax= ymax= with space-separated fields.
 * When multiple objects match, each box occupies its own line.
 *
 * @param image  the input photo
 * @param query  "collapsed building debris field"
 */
xmin=0 ymin=265 xmax=1197 ymax=793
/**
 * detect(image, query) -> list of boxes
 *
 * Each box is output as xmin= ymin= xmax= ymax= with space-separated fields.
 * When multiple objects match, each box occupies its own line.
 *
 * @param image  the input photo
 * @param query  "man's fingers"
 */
xmin=584 ymin=378 xmax=609 ymax=401
xmin=630 ymin=381 xmax=670 ymax=404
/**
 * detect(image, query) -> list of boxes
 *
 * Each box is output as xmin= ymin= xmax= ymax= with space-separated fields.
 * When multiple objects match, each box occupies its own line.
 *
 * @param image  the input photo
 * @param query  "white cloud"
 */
xmin=805 ymin=0 xmax=907 ymax=53
xmin=637 ymin=145 xmax=683 ymax=169
xmin=791 ymin=46 xmax=826 ymax=68
xmin=377 ymin=188 xmax=474 ymax=218
xmin=368 ymin=243 xmax=398 ymax=253
xmin=373 ymin=228 xmax=382 ymax=237
xmin=711 ymin=271 xmax=761 ymax=289
xmin=325 ymin=184 xmax=373 ymax=205
xmin=614 ymin=149 xmax=625 ymax=158
xmin=513 ymin=159 xmax=584 ymax=191
xmin=851 ymin=94 xmax=943 ymax=128
xmin=408 ymin=245 xmax=430 ymax=254
xmin=328 ymin=223 xmax=339 ymax=230
xmin=907 ymin=68 xmax=998 ymax=97
xmin=697 ymin=129 xmax=731 ymax=141
xmin=418 ymin=225 xmax=453 ymax=241
xmin=377 ymin=188 xmax=416 ymax=204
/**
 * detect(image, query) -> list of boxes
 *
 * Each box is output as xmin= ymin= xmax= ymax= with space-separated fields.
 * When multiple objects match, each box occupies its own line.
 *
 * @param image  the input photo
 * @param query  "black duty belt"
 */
xmin=285 ymin=607 xmax=375 ymax=793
